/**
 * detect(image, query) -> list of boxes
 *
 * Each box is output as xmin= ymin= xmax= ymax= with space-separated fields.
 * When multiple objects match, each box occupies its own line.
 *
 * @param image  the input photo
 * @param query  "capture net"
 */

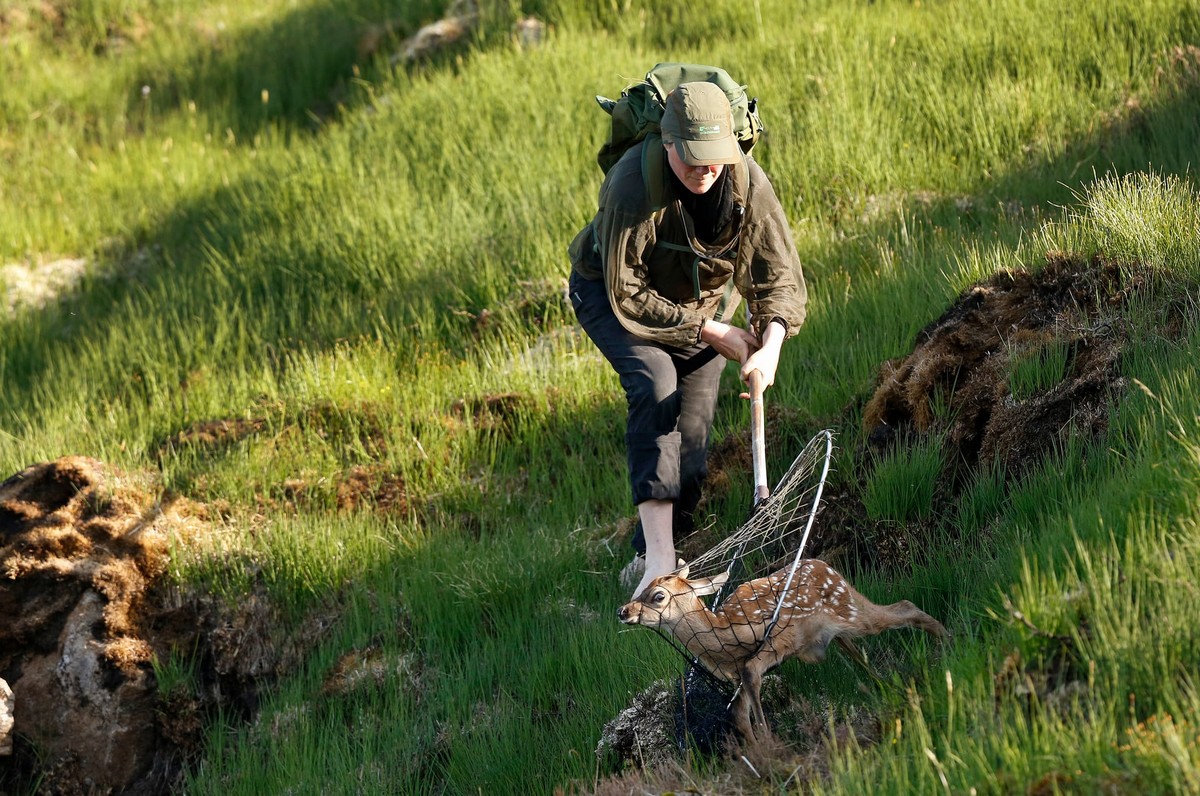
xmin=648 ymin=429 xmax=837 ymax=748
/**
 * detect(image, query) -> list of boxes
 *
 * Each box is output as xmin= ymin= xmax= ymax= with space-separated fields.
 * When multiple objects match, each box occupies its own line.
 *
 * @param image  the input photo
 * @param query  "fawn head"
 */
xmin=617 ymin=564 xmax=730 ymax=629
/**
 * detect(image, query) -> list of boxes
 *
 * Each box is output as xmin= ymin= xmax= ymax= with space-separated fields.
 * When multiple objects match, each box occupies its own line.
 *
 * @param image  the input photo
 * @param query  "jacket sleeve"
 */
xmin=596 ymin=203 xmax=708 ymax=348
xmin=736 ymin=172 xmax=807 ymax=339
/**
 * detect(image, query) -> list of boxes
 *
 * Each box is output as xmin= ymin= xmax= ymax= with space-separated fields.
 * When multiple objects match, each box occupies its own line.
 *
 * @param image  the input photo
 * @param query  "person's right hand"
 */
xmin=700 ymin=319 xmax=760 ymax=364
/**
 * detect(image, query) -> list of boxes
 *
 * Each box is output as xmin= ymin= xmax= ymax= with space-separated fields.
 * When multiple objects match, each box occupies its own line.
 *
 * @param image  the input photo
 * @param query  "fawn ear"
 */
xmin=675 ymin=561 xmax=690 ymax=580
xmin=689 ymin=570 xmax=729 ymax=597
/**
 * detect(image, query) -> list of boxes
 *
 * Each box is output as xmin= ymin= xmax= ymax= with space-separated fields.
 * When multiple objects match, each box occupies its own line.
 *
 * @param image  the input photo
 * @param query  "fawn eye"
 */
xmin=652 ymin=590 xmax=666 ymax=604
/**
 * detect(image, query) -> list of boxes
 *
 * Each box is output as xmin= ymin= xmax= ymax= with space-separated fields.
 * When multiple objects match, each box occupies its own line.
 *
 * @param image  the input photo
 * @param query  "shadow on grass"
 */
xmin=125 ymin=0 xmax=448 ymax=140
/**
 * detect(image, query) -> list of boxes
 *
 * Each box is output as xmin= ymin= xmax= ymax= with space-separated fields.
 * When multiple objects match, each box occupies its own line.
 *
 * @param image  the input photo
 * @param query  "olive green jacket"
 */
xmin=569 ymin=140 xmax=807 ymax=349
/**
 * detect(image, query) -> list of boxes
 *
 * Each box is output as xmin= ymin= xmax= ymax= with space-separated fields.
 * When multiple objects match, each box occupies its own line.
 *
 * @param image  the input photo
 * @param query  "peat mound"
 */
xmin=863 ymin=252 xmax=1131 ymax=477
xmin=0 ymin=457 xmax=192 ymax=792
xmin=0 ymin=457 xmax=333 ymax=794
xmin=814 ymin=252 xmax=1139 ymax=572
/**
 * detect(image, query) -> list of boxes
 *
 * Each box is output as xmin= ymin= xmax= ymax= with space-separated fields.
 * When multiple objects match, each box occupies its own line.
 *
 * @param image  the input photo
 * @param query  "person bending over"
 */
xmin=568 ymin=80 xmax=807 ymax=598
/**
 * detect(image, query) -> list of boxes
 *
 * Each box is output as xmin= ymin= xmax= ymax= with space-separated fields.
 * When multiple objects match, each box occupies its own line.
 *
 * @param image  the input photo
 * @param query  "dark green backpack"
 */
xmin=594 ymin=63 xmax=764 ymax=176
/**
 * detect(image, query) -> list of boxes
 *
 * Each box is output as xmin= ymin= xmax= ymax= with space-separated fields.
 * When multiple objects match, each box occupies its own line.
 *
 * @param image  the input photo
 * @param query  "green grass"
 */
xmin=1007 ymin=336 xmax=1072 ymax=402
xmin=3 ymin=0 xmax=1200 ymax=792
xmin=864 ymin=437 xmax=944 ymax=524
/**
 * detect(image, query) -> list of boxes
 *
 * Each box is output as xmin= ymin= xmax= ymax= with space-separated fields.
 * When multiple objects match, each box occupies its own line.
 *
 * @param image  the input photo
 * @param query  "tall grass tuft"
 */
xmin=1006 ymin=336 xmax=1072 ymax=402
xmin=864 ymin=437 xmax=944 ymax=524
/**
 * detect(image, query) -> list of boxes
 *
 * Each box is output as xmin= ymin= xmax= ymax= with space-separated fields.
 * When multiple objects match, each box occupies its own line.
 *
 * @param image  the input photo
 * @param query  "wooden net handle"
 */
xmin=748 ymin=369 xmax=769 ymax=506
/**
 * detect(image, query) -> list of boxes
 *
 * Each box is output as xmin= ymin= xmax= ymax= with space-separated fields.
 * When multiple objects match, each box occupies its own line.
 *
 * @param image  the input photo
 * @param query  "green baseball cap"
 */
xmin=660 ymin=81 xmax=741 ymax=166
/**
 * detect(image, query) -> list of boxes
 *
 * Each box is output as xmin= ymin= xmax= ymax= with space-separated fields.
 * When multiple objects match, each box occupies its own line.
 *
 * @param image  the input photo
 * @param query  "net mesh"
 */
xmin=688 ymin=428 xmax=834 ymax=601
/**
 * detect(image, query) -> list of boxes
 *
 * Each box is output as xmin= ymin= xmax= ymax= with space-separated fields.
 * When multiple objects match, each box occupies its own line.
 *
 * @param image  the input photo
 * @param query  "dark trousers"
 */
xmin=569 ymin=272 xmax=725 ymax=554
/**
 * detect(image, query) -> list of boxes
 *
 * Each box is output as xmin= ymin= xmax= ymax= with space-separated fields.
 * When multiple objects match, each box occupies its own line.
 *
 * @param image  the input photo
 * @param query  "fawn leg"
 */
xmin=741 ymin=665 xmax=772 ymax=742
xmin=880 ymin=600 xmax=950 ymax=638
xmin=730 ymin=683 xmax=757 ymax=743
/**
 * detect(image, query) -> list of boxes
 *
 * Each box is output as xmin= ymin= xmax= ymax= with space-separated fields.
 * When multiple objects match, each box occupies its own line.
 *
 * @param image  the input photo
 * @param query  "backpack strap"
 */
xmin=640 ymin=133 xmax=667 ymax=212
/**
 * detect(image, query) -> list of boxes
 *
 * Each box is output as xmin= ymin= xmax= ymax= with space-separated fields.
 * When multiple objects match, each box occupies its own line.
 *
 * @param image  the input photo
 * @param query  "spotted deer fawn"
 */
xmin=617 ymin=560 xmax=948 ymax=742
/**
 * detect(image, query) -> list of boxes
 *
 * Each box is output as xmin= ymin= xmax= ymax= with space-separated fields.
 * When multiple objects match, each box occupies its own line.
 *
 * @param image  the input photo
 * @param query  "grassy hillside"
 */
xmin=2 ymin=0 xmax=1199 ymax=793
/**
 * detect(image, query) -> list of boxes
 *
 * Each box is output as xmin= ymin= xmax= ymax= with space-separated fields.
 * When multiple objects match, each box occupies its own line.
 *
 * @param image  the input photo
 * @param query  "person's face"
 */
xmin=665 ymin=143 xmax=725 ymax=195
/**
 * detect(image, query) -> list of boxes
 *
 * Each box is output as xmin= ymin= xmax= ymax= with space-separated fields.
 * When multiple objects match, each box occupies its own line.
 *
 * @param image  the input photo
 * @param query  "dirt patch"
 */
xmin=2 ymin=256 xmax=90 ymax=314
xmin=0 ymin=457 xmax=337 ymax=793
xmin=159 ymin=417 xmax=266 ymax=454
xmin=449 ymin=391 xmax=532 ymax=436
xmin=158 ymin=401 xmax=410 ymax=519
xmin=159 ymin=399 xmax=390 ymax=462
xmin=0 ymin=457 xmax=189 ymax=792
xmin=595 ymin=680 xmax=681 ymax=771
xmin=451 ymin=278 xmax=571 ymax=340
xmin=335 ymin=464 xmax=410 ymax=515
xmin=265 ymin=464 xmax=411 ymax=518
